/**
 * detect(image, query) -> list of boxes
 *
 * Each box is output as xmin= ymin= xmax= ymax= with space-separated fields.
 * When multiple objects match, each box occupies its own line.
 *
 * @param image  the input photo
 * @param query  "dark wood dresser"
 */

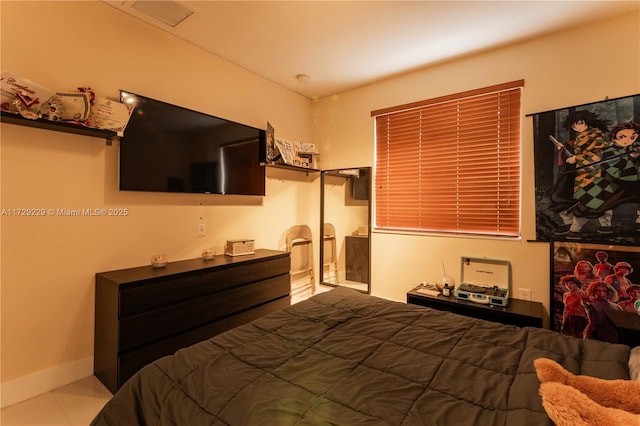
xmin=94 ymin=249 xmax=290 ymax=394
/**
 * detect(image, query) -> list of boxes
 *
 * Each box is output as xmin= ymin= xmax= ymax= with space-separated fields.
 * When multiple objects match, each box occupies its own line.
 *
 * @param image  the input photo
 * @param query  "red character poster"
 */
xmin=551 ymin=241 xmax=640 ymax=342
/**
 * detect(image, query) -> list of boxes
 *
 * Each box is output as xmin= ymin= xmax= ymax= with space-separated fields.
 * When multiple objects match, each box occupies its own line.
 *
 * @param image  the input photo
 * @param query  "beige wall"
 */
xmin=1 ymin=0 xmax=639 ymax=407
xmin=0 ymin=1 xmax=317 ymax=405
xmin=313 ymin=11 xmax=640 ymax=306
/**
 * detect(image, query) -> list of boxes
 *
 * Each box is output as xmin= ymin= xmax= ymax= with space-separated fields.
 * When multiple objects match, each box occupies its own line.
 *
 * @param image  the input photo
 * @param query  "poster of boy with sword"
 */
xmin=532 ymin=95 xmax=640 ymax=244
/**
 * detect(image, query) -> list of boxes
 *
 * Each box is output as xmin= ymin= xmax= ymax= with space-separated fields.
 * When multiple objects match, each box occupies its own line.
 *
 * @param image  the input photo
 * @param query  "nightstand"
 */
xmin=603 ymin=308 xmax=640 ymax=347
xmin=407 ymin=286 xmax=544 ymax=328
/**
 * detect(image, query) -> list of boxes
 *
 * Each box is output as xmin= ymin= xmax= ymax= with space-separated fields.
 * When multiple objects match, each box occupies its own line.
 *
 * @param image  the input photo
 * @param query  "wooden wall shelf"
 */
xmin=266 ymin=163 xmax=320 ymax=173
xmin=1 ymin=111 xmax=117 ymax=143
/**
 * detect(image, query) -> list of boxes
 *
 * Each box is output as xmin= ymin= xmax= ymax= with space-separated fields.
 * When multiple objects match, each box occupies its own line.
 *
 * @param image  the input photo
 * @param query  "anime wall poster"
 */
xmin=551 ymin=241 xmax=640 ymax=343
xmin=532 ymin=95 xmax=640 ymax=245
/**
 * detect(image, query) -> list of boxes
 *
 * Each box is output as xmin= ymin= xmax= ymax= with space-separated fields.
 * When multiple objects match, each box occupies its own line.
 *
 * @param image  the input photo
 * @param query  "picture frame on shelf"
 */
xmin=265 ymin=121 xmax=276 ymax=164
xmin=550 ymin=241 xmax=640 ymax=343
xmin=275 ymin=139 xmax=295 ymax=165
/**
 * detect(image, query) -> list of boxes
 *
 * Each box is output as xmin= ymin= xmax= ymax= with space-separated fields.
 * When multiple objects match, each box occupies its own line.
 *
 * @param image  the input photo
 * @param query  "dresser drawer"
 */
xmin=117 ymin=296 xmax=291 ymax=390
xmin=119 ymin=275 xmax=291 ymax=351
xmin=118 ymin=256 xmax=290 ymax=317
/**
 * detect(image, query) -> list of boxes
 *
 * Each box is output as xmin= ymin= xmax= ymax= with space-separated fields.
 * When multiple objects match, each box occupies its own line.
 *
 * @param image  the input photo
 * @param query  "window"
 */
xmin=372 ymin=80 xmax=523 ymax=237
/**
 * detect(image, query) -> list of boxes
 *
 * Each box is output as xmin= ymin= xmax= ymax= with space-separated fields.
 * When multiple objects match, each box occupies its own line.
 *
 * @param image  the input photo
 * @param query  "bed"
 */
xmin=91 ymin=287 xmax=634 ymax=425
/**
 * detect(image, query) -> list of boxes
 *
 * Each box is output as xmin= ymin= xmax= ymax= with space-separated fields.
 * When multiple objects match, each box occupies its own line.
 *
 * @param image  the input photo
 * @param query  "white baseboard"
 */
xmin=1 ymin=356 xmax=94 ymax=408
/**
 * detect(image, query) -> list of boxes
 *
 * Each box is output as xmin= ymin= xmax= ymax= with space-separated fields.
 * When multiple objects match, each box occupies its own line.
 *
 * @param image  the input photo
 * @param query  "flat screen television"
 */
xmin=119 ymin=91 xmax=266 ymax=196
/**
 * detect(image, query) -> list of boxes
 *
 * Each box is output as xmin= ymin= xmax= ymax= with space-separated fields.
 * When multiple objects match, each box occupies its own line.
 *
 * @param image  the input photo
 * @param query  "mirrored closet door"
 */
xmin=320 ymin=167 xmax=371 ymax=294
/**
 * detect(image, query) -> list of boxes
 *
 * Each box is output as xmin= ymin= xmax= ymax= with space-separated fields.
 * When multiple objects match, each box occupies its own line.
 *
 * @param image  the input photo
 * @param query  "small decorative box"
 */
xmin=225 ymin=239 xmax=255 ymax=256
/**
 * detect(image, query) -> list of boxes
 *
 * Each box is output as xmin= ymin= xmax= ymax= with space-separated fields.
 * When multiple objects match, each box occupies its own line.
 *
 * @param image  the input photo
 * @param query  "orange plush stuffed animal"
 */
xmin=534 ymin=358 xmax=640 ymax=426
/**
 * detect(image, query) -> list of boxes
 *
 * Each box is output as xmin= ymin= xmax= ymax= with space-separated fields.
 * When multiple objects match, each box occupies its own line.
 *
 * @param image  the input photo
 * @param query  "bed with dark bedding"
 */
xmin=91 ymin=287 xmax=631 ymax=425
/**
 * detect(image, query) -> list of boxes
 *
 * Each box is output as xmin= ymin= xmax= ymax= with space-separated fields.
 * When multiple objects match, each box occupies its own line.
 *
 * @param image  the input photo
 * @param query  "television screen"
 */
xmin=119 ymin=91 xmax=266 ymax=196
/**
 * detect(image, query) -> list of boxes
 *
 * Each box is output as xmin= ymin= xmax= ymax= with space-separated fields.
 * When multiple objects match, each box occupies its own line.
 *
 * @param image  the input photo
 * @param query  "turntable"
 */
xmin=454 ymin=257 xmax=510 ymax=307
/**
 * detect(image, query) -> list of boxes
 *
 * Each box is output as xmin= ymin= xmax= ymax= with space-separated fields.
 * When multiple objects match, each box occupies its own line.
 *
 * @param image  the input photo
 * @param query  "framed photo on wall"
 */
xmin=551 ymin=241 xmax=640 ymax=343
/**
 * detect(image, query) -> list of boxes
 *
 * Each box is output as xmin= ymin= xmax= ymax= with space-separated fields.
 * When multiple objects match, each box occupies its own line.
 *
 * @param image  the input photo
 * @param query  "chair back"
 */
xmin=323 ymin=223 xmax=338 ymax=282
xmin=286 ymin=225 xmax=314 ymax=302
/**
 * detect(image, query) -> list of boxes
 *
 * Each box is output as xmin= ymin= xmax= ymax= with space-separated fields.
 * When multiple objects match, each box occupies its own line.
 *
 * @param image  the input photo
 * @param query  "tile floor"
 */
xmin=0 ymin=376 xmax=112 ymax=426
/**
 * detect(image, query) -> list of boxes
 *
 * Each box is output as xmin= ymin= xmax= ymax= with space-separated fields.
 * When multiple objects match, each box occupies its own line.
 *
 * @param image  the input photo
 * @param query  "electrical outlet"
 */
xmin=519 ymin=288 xmax=531 ymax=301
xmin=197 ymin=223 xmax=206 ymax=237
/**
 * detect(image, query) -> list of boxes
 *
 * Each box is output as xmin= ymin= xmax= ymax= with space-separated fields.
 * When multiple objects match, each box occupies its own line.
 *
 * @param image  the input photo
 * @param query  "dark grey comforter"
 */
xmin=91 ymin=287 xmax=631 ymax=425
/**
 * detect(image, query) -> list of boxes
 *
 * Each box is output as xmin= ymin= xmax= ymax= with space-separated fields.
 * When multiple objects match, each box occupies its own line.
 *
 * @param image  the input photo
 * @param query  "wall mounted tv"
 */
xmin=119 ymin=91 xmax=266 ymax=196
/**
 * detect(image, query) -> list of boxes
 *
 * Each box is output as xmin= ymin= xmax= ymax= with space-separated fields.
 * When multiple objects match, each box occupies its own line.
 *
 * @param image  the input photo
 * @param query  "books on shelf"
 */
xmin=265 ymin=122 xmax=319 ymax=169
xmin=273 ymin=138 xmax=319 ymax=169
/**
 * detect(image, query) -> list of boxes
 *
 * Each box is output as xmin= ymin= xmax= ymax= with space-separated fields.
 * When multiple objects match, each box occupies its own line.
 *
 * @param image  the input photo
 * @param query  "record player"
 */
xmin=454 ymin=257 xmax=510 ymax=307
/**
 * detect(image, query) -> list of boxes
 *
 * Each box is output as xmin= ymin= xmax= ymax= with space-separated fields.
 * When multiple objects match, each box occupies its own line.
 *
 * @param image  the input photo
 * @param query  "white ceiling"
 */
xmin=104 ymin=1 xmax=639 ymax=100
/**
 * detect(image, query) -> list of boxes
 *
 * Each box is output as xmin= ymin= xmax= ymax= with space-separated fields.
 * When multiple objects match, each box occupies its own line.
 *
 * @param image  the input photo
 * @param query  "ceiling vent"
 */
xmin=131 ymin=0 xmax=194 ymax=28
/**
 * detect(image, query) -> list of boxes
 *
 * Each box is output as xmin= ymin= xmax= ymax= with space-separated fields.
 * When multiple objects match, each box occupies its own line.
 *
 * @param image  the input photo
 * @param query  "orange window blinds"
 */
xmin=372 ymin=80 xmax=523 ymax=237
